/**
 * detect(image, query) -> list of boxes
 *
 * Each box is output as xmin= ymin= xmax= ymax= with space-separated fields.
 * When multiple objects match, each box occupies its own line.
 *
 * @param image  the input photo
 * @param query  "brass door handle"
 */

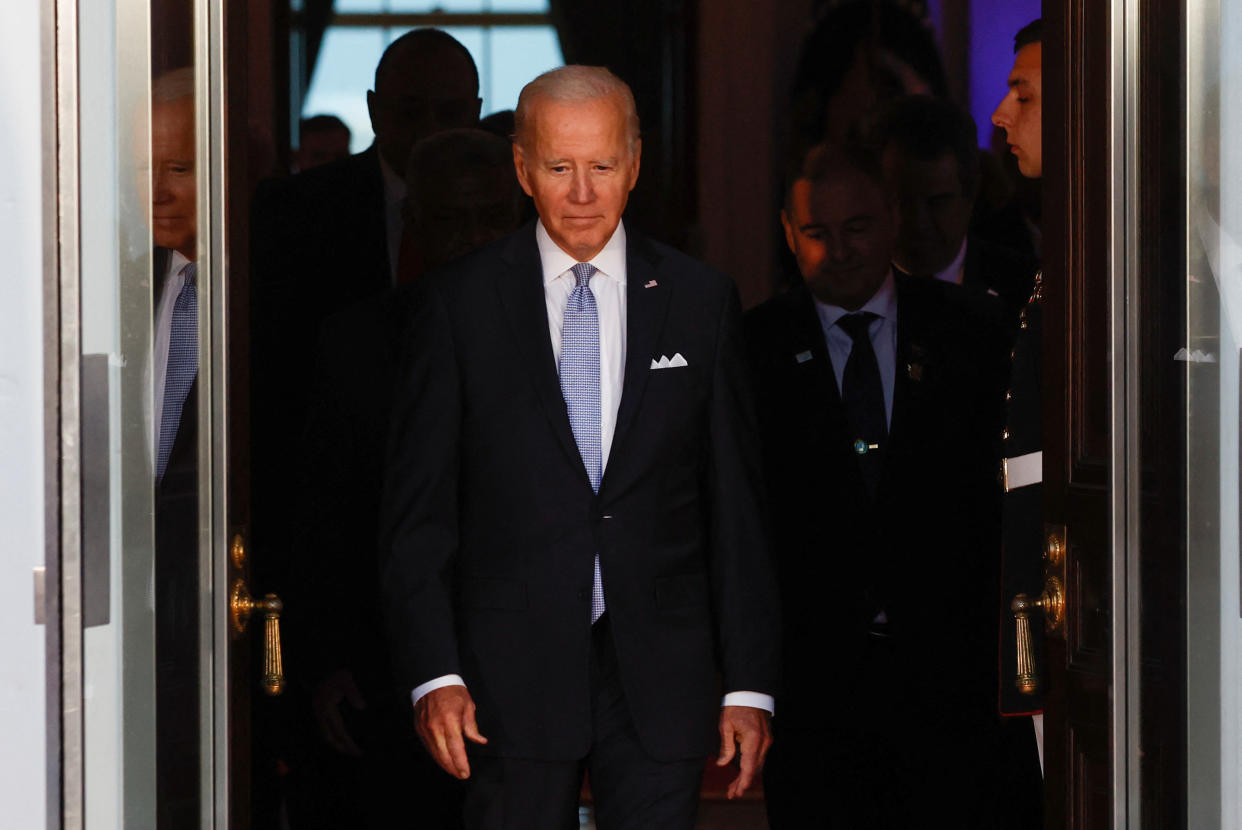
xmin=231 ymin=580 xmax=285 ymax=696
xmin=1010 ymin=526 xmax=1068 ymax=695
xmin=1011 ymin=579 xmax=1064 ymax=694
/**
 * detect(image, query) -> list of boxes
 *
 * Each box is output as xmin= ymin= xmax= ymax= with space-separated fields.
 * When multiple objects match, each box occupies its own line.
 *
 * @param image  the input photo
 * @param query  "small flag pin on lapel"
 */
xmin=644 ymin=279 xmax=658 ymax=288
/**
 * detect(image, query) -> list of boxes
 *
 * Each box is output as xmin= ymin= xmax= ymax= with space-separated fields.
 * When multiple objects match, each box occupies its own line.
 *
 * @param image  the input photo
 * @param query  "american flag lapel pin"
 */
xmin=644 ymin=279 xmax=658 ymax=288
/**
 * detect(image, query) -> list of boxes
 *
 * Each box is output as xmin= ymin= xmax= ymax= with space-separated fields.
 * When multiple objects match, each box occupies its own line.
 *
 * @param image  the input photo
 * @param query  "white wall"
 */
xmin=0 ymin=0 xmax=49 ymax=828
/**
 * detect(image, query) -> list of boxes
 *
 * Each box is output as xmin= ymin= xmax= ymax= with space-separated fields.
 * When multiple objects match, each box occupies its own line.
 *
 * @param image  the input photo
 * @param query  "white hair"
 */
xmin=152 ymin=67 xmax=195 ymax=106
xmin=514 ymin=65 xmax=640 ymax=151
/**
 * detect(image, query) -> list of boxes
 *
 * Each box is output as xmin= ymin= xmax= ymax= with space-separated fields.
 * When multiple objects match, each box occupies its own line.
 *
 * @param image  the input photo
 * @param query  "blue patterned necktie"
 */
xmin=559 ymin=262 xmax=605 ymax=622
xmin=157 ymin=262 xmax=198 ymax=482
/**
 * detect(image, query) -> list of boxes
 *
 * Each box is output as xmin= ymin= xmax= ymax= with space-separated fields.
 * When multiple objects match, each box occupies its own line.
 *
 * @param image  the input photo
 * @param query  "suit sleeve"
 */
xmin=379 ymin=283 xmax=463 ymax=694
xmin=705 ymin=283 xmax=782 ymax=698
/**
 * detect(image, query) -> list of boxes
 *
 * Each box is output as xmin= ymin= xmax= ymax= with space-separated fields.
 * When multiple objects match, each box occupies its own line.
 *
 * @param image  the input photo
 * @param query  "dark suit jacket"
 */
xmin=744 ymin=276 xmax=1009 ymax=727
xmin=962 ymin=234 xmax=1037 ymax=330
xmin=290 ymin=285 xmax=420 ymax=700
xmin=152 ymin=246 xmax=201 ymax=827
xmin=380 ymin=222 xmax=780 ymax=763
xmin=249 ymin=147 xmax=393 ymax=593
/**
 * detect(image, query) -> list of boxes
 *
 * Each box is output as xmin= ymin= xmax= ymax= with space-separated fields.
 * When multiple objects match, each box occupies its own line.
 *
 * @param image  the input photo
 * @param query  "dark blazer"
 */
xmin=291 ymin=285 xmax=420 ymax=699
xmin=744 ymin=276 xmax=1009 ymax=725
xmin=152 ymin=246 xmax=201 ymax=828
xmin=379 ymin=222 xmax=780 ymax=763
xmin=962 ymin=234 xmax=1037 ymax=330
xmin=249 ymin=147 xmax=393 ymax=592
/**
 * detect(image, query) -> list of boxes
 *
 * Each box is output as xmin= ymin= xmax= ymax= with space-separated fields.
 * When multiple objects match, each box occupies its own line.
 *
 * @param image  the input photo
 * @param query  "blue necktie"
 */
xmin=157 ymin=262 xmax=198 ymax=482
xmin=559 ymin=262 xmax=605 ymax=622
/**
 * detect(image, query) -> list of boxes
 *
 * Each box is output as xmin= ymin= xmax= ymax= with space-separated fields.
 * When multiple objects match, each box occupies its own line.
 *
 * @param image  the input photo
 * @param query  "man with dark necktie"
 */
xmin=746 ymin=140 xmax=1012 ymax=828
xmin=380 ymin=65 xmax=779 ymax=830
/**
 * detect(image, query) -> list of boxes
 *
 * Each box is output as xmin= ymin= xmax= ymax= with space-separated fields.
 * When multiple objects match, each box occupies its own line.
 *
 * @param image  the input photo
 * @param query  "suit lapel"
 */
xmin=877 ymin=276 xmax=932 ymax=503
xmin=607 ymin=233 xmax=673 ymax=471
xmin=494 ymin=224 xmax=594 ymax=487
xmin=784 ymin=284 xmax=851 ymax=448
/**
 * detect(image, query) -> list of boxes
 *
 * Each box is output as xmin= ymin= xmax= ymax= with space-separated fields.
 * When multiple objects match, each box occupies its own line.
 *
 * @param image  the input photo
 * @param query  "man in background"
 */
xmin=247 ymin=25 xmax=481 ymax=646
xmin=285 ymin=127 xmax=522 ymax=830
xmin=872 ymin=95 xmax=1035 ymax=327
xmin=749 ymin=140 xmax=1013 ymax=828
xmin=294 ymin=114 xmax=351 ymax=172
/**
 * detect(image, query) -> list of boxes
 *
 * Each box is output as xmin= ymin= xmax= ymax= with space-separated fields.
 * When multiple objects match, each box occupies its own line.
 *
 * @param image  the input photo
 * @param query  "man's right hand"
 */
xmin=414 ymin=685 xmax=489 ymax=779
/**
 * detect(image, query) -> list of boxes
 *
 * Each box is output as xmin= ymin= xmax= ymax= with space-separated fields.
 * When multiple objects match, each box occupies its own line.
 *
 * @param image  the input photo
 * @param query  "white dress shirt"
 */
xmin=152 ymin=249 xmax=193 ymax=467
xmin=377 ymin=148 xmax=407 ymax=285
xmin=812 ymin=271 xmax=899 ymax=428
xmin=932 ymin=238 xmax=969 ymax=286
xmin=412 ymin=220 xmax=774 ymax=715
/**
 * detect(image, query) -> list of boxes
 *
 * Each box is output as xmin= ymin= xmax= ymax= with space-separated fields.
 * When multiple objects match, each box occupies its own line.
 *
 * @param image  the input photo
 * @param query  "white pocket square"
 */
xmin=651 ymin=352 xmax=689 ymax=370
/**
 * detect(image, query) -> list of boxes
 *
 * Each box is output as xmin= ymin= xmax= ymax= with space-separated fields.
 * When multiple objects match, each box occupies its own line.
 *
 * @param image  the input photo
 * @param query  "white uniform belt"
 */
xmin=1003 ymin=451 xmax=1043 ymax=492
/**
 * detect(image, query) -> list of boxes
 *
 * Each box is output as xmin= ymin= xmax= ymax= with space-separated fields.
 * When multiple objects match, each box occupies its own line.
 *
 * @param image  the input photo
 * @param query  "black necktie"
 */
xmin=838 ymin=312 xmax=886 ymax=497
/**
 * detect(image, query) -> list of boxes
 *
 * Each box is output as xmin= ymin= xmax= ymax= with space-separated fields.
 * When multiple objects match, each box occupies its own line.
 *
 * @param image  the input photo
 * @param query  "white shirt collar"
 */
xmin=166 ymin=249 xmax=192 ymax=282
xmin=376 ymin=145 xmax=407 ymax=207
xmin=536 ymin=219 xmax=627 ymax=287
xmin=932 ymin=238 xmax=969 ymax=285
xmin=813 ymin=269 xmax=898 ymax=332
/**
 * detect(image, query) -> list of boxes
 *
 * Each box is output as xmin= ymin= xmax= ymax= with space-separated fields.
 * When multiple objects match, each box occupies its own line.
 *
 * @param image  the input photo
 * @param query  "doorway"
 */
xmin=41 ymin=1 xmax=1229 ymax=828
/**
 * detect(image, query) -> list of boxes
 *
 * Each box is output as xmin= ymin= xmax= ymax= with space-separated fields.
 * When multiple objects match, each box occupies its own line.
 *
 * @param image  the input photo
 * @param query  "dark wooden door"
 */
xmin=1042 ymin=1 xmax=1187 ymax=827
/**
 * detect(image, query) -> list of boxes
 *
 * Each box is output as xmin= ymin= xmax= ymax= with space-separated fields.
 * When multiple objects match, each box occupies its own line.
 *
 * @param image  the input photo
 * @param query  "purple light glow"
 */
xmin=970 ymin=0 xmax=1041 ymax=148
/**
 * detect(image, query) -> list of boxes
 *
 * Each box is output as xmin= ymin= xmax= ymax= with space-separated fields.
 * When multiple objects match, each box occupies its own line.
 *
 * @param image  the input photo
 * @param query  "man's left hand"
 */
xmin=715 ymin=705 xmax=773 ymax=799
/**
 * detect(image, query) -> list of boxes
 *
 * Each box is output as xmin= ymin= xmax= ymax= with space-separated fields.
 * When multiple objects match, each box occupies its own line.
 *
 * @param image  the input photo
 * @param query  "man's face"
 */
xmin=882 ymin=146 xmax=974 ymax=275
xmin=151 ymin=97 xmax=197 ymax=259
xmin=406 ymin=166 xmax=520 ymax=273
xmin=296 ymin=128 xmax=351 ymax=171
xmin=991 ymin=42 xmax=1042 ymax=178
xmin=513 ymin=95 xmax=640 ymax=262
xmin=782 ymin=168 xmax=898 ymax=311
xmin=367 ymin=45 xmax=481 ymax=175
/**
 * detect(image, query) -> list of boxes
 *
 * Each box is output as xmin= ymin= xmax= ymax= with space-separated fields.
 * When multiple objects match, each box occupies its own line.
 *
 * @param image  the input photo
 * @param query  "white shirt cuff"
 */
xmin=411 ymin=674 xmax=466 ymax=707
xmin=722 ymin=691 xmax=775 ymax=715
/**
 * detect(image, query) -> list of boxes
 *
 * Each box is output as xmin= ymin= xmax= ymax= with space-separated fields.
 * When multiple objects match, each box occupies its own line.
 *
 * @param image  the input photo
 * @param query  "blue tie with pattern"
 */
xmin=157 ymin=262 xmax=198 ymax=482
xmin=559 ymin=262 xmax=605 ymax=622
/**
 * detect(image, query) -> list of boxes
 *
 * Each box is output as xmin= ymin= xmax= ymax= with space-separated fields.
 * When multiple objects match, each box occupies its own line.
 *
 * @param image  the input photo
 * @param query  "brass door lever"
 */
xmin=1010 ymin=526 xmax=1067 ymax=695
xmin=230 ymin=572 xmax=285 ymax=695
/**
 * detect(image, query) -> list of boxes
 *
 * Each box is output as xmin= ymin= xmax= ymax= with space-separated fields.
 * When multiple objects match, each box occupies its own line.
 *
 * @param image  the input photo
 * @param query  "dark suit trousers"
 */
xmin=764 ymin=636 xmax=1040 ymax=830
xmin=464 ymin=616 xmax=704 ymax=830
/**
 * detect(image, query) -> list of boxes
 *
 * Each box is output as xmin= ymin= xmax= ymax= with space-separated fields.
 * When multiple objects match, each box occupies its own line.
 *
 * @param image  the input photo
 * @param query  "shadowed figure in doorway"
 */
xmin=281 ymin=128 xmax=522 ymax=830
xmin=867 ymin=94 xmax=1036 ymax=330
xmin=747 ymin=140 xmax=1018 ymax=828
xmin=148 ymin=65 xmax=202 ymax=830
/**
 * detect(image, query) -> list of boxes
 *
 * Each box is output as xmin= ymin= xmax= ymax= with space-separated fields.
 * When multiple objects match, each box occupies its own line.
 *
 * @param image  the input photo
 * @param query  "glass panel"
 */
xmin=1186 ymin=0 xmax=1242 ymax=823
xmin=78 ymin=0 xmax=208 ymax=826
xmin=485 ymin=26 xmax=563 ymax=114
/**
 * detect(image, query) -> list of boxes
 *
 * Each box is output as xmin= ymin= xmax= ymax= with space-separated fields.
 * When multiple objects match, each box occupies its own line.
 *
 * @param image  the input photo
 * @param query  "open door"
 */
xmin=1037 ymin=1 xmax=1188 ymax=827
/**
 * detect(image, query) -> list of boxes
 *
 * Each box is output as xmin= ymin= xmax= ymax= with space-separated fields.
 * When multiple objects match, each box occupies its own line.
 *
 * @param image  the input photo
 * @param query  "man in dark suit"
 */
xmin=148 ymin=66 xmax=202 ymax=829
xmin=284 ymin=128 xmax=523 ymax=830
xmin=248 ymin=28 xmax=482 ymax=603
xmin=872 ymin=95 xmax=1036 ymax=328
xmin=748 ymin=141 xmax=1014 ymax=828
xmin=380 ymin=66 xmax=779 ymax=830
